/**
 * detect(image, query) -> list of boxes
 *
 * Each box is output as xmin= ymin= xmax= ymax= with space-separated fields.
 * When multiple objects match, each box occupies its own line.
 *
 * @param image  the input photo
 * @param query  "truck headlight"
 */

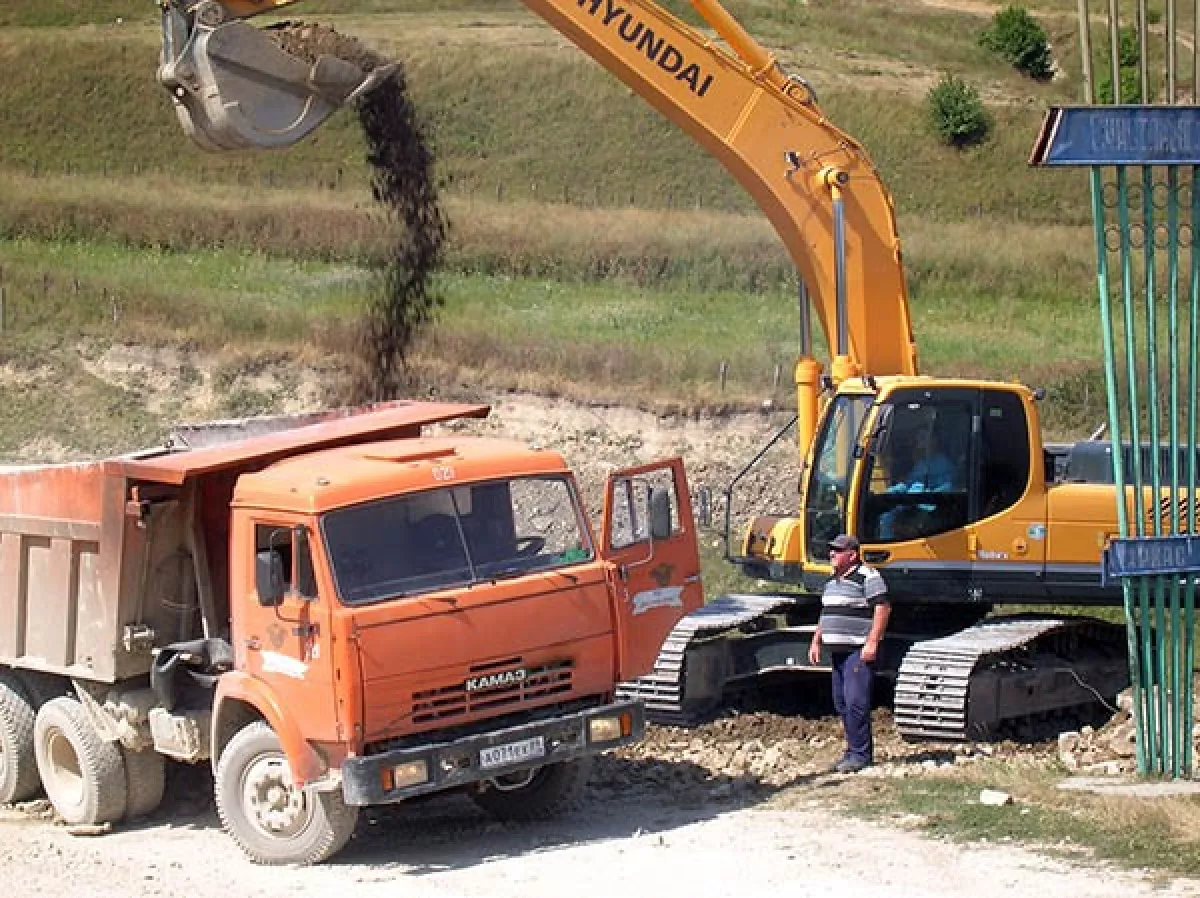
xmin=588 ymin=713 xmax=631 ymax=743
xmin=382 ymin=759 xmax=429 ymax=792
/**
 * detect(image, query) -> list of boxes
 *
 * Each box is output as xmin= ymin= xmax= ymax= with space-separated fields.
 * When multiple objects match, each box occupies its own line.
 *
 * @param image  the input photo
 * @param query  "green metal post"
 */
xmin=1092 ymin=166 xmax=1148 ymax=771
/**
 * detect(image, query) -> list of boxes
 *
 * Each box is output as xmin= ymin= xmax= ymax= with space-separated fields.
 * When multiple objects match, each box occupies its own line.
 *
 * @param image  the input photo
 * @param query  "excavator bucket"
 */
xmin=158 ymin=1 xmax=394 ymax=151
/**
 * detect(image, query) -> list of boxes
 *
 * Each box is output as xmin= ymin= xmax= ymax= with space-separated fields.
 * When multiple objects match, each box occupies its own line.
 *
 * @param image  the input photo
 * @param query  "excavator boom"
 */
xmin=157 ymin=0 xmax=918 ymax=380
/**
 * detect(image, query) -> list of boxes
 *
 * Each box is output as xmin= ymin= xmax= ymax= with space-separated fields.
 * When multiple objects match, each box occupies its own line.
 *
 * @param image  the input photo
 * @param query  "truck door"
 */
xmin=601 ymin=458 xmax=703 ymax=681
xmin=241 ymin=522 xmax=339 ymax=741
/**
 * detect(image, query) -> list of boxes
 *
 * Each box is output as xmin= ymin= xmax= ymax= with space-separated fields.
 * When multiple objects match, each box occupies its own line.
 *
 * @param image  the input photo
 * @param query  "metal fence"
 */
xmin=1040 ymin=0 xmax=1200 ymax=778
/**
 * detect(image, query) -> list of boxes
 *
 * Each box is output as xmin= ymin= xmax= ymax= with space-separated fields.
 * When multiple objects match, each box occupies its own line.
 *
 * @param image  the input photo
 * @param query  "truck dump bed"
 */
xmin=0 ymin=401 xmax=488 ymax=683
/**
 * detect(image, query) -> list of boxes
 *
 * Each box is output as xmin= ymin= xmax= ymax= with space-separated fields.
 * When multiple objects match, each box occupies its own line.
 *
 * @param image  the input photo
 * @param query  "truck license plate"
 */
xmin=479 ymin=735 xmax=545 ymax=770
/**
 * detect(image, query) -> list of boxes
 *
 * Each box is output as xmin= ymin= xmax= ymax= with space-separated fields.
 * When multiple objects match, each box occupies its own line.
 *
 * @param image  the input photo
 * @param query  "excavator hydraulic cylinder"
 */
xmin=794 ymin=356 xmax=823 ymax=462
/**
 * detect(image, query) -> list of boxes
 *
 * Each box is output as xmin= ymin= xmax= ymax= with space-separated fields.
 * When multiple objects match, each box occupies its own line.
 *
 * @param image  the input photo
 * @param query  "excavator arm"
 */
xmin=158 ymin=0 xmax=918 ymax=411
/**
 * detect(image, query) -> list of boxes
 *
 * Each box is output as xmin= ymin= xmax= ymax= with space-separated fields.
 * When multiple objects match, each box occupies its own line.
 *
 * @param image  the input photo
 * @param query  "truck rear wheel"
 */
xmin=471 ymin=756 xmax=592 ymax=822
xmin=214 ymin=721 xmax=358 ymax=865
xmin=0 ymin=676 xmax=40 ymax=803
xmin=33 ymin=696 xmax=127 ymax=825
xmin=12 ymin=671 xmax=70 ymax=710
xmin=121 ymin=746 xmax=166 ymax=820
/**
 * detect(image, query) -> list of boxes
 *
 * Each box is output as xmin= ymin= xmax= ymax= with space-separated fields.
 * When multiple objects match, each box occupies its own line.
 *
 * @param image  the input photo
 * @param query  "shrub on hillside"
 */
xmin=1096 ymin=26 xmax=1146 ymax=103
xmin=979 ymin=6 xmax=1053 ymax=80
xmin=927 ymin=75 xmax=991 ymax=148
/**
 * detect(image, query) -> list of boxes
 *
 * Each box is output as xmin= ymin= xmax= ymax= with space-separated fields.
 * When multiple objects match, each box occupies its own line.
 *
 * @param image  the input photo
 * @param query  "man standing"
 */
xmin=807 ymin=533 xmax=891 ymax=773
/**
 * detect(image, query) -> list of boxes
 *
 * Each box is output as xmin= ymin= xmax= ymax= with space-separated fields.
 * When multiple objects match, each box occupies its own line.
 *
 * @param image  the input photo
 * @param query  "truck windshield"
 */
xmin=804 ymin=393 xmax=874 ymax=561
xmin=321 ymin=476 xmax=594 ymax=606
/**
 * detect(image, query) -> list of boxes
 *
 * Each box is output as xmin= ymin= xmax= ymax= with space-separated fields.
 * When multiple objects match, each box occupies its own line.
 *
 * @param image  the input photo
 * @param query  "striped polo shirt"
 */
xmin=818 ymin=563 xmax=889 ymax=647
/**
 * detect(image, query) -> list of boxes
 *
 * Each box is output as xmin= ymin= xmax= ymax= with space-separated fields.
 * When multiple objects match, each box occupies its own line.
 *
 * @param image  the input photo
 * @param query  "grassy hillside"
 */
xmin=0 ymin=0 xmax=1127 ymax=454
xmin=0 ymin=5 xmax=1089 ymax=219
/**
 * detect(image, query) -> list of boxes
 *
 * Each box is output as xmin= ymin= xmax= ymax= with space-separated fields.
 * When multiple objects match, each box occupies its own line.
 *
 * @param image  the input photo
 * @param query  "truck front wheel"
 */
xmin=471 ymin=756 xmax=592 ymax=822
xmin=0 ymin=675 xmax=40 ymax=803
xmin=215 ymin=721 xmax=358 ymax=865
xmin=33 ymin=696 xmax=127 ymax=824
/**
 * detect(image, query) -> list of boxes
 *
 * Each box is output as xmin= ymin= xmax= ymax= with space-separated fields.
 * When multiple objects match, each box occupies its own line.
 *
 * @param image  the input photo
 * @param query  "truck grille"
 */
xmin=411 ymin=658 xmax=574 ymax=725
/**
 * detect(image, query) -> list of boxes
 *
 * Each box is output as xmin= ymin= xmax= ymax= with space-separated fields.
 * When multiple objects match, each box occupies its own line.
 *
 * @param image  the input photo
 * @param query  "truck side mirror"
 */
xmin=649 ymin=487 xmax=673 ymax=541
xmin=256 ymin=550 xmax=286 ymax=607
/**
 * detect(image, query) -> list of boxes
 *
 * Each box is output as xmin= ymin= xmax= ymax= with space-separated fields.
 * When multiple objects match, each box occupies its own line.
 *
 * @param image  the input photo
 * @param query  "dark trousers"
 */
xmin=831 ymin=648 xmax=874 ymax=763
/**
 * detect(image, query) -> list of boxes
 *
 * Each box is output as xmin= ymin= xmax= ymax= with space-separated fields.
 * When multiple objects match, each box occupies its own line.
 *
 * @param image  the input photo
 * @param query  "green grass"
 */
xmin=0 ymin=236 xmax=367 ymax=343
xmin=0 ymin=2 xmax=155 ymax=27
xmin=0 ymin=6 xmax=1091 ymax=221
xmin=697 ymin=530 xmax=763 ymax=597
xmin=848 ymin=766 xmax=1200 ymax=878
xmin=0 ymin=224 xmax=1117 ymax=436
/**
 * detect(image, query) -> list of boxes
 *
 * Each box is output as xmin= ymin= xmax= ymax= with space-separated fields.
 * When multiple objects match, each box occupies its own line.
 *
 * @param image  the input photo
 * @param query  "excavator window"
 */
xmin=854 ymin=388 xmax=1033 ymax=541
xmin=804 ymin=393 xmax=874 ymax=560
xmin=978 ymin=390 xmax=1031 ymax=516
xmin=860 ymin=398 xmax=972 ymax=543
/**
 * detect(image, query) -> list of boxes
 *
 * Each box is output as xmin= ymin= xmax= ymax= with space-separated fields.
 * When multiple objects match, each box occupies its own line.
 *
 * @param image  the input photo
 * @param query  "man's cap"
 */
xmin=829 ymin=534 xmax=860 ymax=551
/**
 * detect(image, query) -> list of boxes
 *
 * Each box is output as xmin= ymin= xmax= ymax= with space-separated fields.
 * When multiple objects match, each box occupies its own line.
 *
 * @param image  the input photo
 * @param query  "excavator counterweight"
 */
xmin=158 ymin=0 xmax=392 ymax=151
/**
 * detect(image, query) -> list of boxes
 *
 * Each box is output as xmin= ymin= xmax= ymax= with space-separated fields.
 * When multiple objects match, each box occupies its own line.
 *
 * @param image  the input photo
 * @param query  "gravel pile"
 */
xmin=1058 ymin=682 xmax=1200 ymax=776
xmin=589 ymin=705 xmax=1059 ymax=805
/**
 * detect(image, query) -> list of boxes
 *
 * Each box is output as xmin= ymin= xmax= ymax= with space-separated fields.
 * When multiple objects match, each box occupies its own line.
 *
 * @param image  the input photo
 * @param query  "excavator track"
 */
xmin=618 ymin=594 xmax=797 ymax=725
xmin=893 ymin=615 xmax=1129 ymax=742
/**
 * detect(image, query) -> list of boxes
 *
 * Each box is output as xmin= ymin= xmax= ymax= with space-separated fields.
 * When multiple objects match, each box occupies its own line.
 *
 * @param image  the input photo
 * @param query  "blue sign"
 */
xmin=1030 ymin=106 xmax=1200 ymax=166
xmin=1103 ymin=535 xmax=1200 ymax=581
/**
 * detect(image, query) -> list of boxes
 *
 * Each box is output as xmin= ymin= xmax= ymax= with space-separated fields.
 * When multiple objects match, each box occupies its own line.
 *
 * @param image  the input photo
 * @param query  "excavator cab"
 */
xmin=742 ymin=379 xmax=1041 ymax=592
xmin=158 ymin=0 xmax=393 ymax=151
xmin=810 ymin=382 xmax=1035 ymax=559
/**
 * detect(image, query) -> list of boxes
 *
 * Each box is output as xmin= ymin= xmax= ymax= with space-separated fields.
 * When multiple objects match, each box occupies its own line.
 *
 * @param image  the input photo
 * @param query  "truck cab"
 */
xmin=223 ymin=436 xmax=701 ymax=792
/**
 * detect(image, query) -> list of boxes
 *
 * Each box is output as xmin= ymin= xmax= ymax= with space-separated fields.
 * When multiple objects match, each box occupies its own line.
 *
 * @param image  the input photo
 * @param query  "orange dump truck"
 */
xmin=0 ymin=401 xmax=702 ymax=863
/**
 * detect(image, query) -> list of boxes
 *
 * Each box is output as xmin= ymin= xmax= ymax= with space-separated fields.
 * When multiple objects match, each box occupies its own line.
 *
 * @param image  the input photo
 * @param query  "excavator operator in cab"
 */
xmin=888 ymin=427 xmax=957 ymax=495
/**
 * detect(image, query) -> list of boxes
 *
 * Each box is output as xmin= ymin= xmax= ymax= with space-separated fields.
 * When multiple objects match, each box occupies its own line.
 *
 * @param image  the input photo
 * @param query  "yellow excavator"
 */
xmin=157 ymin=0 xmax=1148 ymax=741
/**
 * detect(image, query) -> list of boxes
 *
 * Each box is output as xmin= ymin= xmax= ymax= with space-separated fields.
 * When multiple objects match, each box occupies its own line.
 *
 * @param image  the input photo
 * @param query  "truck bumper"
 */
xmin=341 ymin=699 xmax=644 ymax=806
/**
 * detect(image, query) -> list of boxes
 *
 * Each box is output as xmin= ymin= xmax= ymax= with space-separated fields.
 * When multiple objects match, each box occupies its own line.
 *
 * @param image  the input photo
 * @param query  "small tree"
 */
xmin=927 ymin=75 xmax=991 ymax=148
xmin=1096 ymin=26 xmax=1145 ymax=103
xmin=979 ymin=5 xmax=1053 ymax=80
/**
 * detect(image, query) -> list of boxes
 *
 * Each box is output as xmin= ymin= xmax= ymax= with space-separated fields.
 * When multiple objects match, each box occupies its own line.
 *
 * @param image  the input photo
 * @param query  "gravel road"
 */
xmin=3 ymin=759 xmax=1197 ymax=898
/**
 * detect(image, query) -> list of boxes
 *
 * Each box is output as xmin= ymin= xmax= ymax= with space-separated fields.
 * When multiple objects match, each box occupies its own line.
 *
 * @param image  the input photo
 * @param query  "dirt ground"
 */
xmin=2 ymin=733 xmax=1197 ymax=898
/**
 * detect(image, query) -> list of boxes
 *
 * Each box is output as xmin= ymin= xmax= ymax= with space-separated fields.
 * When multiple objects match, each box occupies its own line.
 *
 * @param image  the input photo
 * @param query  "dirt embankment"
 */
xmin=429 ymin=393 xmax=803 ymax=539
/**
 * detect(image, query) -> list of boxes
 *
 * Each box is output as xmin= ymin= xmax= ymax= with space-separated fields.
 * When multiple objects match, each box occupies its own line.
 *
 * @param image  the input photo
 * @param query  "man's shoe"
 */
xmin=834 ymin=756 xmax=871 ymax=773
xmin=826 ymin=757 xmax=847 ymax=774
